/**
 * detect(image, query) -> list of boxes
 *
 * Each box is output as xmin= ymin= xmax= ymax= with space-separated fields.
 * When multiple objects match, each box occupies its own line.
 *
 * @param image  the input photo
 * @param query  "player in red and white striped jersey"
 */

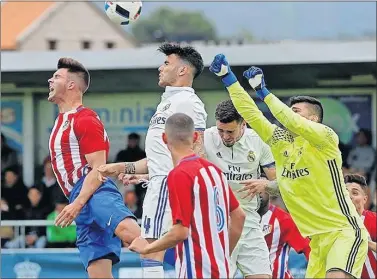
xmin=48 ymin=58 xmax=142 ymax=278
xmin=258 ymin=190 xmax=311 ymax=279
xmin=345 ymin=174 xmax=377 ymax=279
xmin=129 ymin=113 xmax=246 ymax=278
xmin=49 ymin=105 xmax=109 ymax=196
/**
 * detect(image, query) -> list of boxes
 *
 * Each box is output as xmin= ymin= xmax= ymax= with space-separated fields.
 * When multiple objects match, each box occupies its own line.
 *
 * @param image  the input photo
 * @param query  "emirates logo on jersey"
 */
xmin=62 ymin=120 xmax=70 ymax=131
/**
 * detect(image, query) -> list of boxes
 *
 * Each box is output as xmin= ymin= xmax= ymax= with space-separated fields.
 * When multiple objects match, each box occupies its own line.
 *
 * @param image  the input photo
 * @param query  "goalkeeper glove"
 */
xmin=243 ymin=66 xmax=270 ymax=101
xmin=209 ymin=54 xmax=238 ymax=87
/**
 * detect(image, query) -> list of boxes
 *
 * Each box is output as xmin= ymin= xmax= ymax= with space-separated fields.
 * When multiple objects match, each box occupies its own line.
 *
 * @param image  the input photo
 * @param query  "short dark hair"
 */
xmin=344 ymin=174 xmax=368 ymax=193
xmin=289 ymin=96 xmax=324 ymax=123
xmin=157 ymin=43 xmax=204 ymax=79
xmin=57 ymin=57 xmax=90 ymax=92
xmin=215 ymin=100 xmax=243 ymax=124
xmin=165 ymin=113 xmax=194 ymax=145
xmin=128 ymin=133 xmax=140 ymax=140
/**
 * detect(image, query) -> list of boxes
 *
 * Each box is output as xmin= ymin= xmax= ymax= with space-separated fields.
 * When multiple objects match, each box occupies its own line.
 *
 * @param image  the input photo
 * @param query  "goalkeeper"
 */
xmin=209 ymin=54 xmax=367 ymax=279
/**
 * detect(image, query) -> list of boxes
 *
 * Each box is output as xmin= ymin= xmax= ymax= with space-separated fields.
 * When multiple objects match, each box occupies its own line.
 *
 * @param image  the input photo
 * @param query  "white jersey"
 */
xmin=145 ymin=86 xmax=207 ymax=178
xmin=204 ymin=126 xmax=275 ymax=227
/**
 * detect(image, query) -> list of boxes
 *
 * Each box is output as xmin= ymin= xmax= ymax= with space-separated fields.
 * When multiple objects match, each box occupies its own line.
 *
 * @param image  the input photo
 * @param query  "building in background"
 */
xmin=1 ymin=1 xmax=137 ymax=51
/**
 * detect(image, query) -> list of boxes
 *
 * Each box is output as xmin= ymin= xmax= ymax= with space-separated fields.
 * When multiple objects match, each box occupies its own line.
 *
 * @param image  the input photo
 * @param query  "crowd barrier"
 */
xmin=1 ymin=248 xmax=307 ymax=278
xmin=1 ymin=220 xmax=307 ymax=278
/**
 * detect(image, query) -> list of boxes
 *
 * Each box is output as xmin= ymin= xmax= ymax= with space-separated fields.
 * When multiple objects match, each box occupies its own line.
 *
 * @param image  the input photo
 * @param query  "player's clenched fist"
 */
xmin=209 ymin=54 xmax=231 ymax=76
xmin=243 ymin=66 xmax=270 ymax=101
xmin=209 ymin=54 xmax=238 ymax=87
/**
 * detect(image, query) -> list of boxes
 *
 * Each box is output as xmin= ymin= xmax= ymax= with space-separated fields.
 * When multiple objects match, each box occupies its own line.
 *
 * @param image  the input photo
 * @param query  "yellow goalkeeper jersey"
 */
xmin=227 ymin=82 xmax=365 ymax=237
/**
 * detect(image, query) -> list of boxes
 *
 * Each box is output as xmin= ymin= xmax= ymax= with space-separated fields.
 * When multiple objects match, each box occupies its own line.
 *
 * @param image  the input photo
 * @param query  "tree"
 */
xmin=131 ymin=6 xmax=218 ymax=43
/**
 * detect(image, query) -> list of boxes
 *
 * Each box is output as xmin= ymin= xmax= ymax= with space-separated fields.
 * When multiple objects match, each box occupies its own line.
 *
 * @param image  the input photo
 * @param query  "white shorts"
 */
xmin=231 ymin=226 xmax=272 ymax=277
xmin=141 ymin=176 xmax=172 ymax=239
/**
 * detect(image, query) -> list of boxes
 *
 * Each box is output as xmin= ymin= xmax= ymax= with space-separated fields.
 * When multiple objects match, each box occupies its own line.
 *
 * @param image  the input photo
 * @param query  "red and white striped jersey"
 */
xmin=49 ymin=106 xmax=109 ymax=196
xmin=361 ymin=210 xmax=376 ymax=279
xmin=167 ymin=154 xmax=239 ymax=279
xmin=260 ymin=205 xmax=311 ymax=279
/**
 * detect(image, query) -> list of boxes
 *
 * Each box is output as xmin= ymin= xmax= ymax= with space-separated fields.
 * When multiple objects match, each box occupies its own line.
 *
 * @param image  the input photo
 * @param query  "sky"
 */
xmin=98 ymin=1 xmax=376 ymax=40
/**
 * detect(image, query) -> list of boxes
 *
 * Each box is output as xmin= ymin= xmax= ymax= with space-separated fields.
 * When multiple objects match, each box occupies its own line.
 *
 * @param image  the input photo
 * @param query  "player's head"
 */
xmin=345 ymin=174 xmax=368 ymax=215
xmin=47 ymin=57 xmax=90 ymax=103
xmin=163 ymin=113 xmax=198 ymax=152
xmin=157 ymin=43 xmax=204 ymax=88
xmin=215 ymin=100 xmax=246 ymax=147
xmin=289 ymin=96 xmax=323 ymax=123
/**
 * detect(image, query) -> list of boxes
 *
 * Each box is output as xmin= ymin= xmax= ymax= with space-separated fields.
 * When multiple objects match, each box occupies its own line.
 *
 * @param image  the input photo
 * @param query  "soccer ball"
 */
xmin=105 ymin=1 xmax=142 ymax=25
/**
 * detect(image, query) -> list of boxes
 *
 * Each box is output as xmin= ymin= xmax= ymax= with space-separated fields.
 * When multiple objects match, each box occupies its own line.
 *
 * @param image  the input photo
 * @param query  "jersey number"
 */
xmin=214 ymin=186 xmax=225 ymax=232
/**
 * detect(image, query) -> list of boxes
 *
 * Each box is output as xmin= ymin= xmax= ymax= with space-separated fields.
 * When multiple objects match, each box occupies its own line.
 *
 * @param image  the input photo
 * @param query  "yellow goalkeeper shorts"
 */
xmin=305 ymin=228 xmax=368 ymax=278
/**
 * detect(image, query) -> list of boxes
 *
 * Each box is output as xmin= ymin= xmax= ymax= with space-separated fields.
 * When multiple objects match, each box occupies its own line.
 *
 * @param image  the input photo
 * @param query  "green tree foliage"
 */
xmin=131 ymin=7 xmax=218 ymax=43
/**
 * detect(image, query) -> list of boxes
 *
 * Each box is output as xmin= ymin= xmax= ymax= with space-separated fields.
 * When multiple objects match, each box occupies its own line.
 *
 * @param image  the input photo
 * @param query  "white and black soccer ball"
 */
xmin=105 ymin=1 xmax=142 ymax=25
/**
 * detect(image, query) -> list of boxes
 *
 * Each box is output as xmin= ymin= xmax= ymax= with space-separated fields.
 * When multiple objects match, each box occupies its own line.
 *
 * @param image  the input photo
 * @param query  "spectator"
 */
xmin=123 ymin=187 xmax=142 ymax=219
xmin=36 ymin=156 xmax=64 ymax=213
xmin=1 ymin=133 xmax=18 ymax=174
xmin=46 ymin=197 xmax=76 ymax=248
xmin=1 ymin=165 xmax=29 ymax=220
xmin=115 ymin=133 xmax=146 ymax=163
xmin=24 ymin=187 xmax=49 ymax=247
xmin=347 ymin=129 xmax=376 ymax=183
xmin=115 ymin=132 xmax=147 ymax=202
xmin=5 ymin=187 xmax=48 ymax=248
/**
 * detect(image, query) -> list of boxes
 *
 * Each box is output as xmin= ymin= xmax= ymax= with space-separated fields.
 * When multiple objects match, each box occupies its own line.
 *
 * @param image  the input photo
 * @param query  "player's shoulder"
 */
xmin=273 ymin=205 xmax=291 ymax=220
xmin=321 ymin=124 xmax=339 ymax=143
xmin=204 ymin=126 xmax=222 ymax=147
xmin=204 ymin=126 xmax=219 ymax=138
xmin=76 ymin=107 xmax=98 ymax=119
xmin=74 ymin=107 xmax=103 ymax=128
xmin=244 ymin=128 xmax=267 ymax=143
xmin=172 ymin=90 xmax=204 ymax=106
xmin=365 ymin=210 xmax=377 ymax=220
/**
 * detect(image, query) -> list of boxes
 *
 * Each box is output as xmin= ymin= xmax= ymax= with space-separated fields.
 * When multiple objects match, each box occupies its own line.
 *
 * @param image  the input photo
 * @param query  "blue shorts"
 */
xmin=69 ymin=176 xmax=136 ymax=270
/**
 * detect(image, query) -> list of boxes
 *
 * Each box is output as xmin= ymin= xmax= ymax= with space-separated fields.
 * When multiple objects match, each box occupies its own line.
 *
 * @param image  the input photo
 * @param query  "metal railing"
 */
xmin=1 ymin=219 xmax=142 ymax=249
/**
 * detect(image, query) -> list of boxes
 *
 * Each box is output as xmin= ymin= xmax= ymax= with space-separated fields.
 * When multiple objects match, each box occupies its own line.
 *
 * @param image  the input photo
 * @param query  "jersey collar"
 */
xmin=177 ymin=154 xmax=199 ymax=165
xmin=161 ymin=86 xmax=195 ymax=100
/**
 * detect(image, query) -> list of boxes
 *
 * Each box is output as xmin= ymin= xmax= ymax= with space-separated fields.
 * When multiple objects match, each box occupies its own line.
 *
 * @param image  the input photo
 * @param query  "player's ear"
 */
xmin=178 ymin=65 xmax=188 ymax=77
xmin=67 ymin=80 xmax=75 ymax=90
xmin=310 ymin=114 xmax=319 ymax=123
xmin=162 ymin=132 xmax=168 ymax=145
xmin=193 ymin=131 xmax=199 ymax=143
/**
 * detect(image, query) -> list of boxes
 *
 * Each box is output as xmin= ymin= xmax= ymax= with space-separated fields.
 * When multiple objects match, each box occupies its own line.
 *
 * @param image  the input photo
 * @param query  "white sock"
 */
xmin=141 ymin=258 xmax=164 ymax=278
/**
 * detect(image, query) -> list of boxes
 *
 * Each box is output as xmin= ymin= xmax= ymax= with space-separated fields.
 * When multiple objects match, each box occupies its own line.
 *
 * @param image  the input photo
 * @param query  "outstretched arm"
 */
xmin=97 ymin=158 xmax=148 ymax=181
xmin=209 ymin=54 xmax=276 ymax=144
xmin=243 ymin=66 xmax=339 ymax=149
xmin=227 ymin=82 xmax=276 ymax=143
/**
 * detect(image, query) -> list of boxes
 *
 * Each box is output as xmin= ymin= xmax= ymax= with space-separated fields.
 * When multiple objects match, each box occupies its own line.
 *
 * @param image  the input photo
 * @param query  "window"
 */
xmin=48 ymin=40 xmax=57 ymax=50
xmin=105 ymin=41 xmax=115 ymax=49
xmin=82 ymin=41 xmax=91 ymax=50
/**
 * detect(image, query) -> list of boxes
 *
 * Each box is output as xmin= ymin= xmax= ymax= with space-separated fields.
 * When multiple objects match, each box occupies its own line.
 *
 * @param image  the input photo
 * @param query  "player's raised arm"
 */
xmin=209 ymin=54 xmax=276 ymax=144
xmin=243 ymin=66 xmax=339 ymax=149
